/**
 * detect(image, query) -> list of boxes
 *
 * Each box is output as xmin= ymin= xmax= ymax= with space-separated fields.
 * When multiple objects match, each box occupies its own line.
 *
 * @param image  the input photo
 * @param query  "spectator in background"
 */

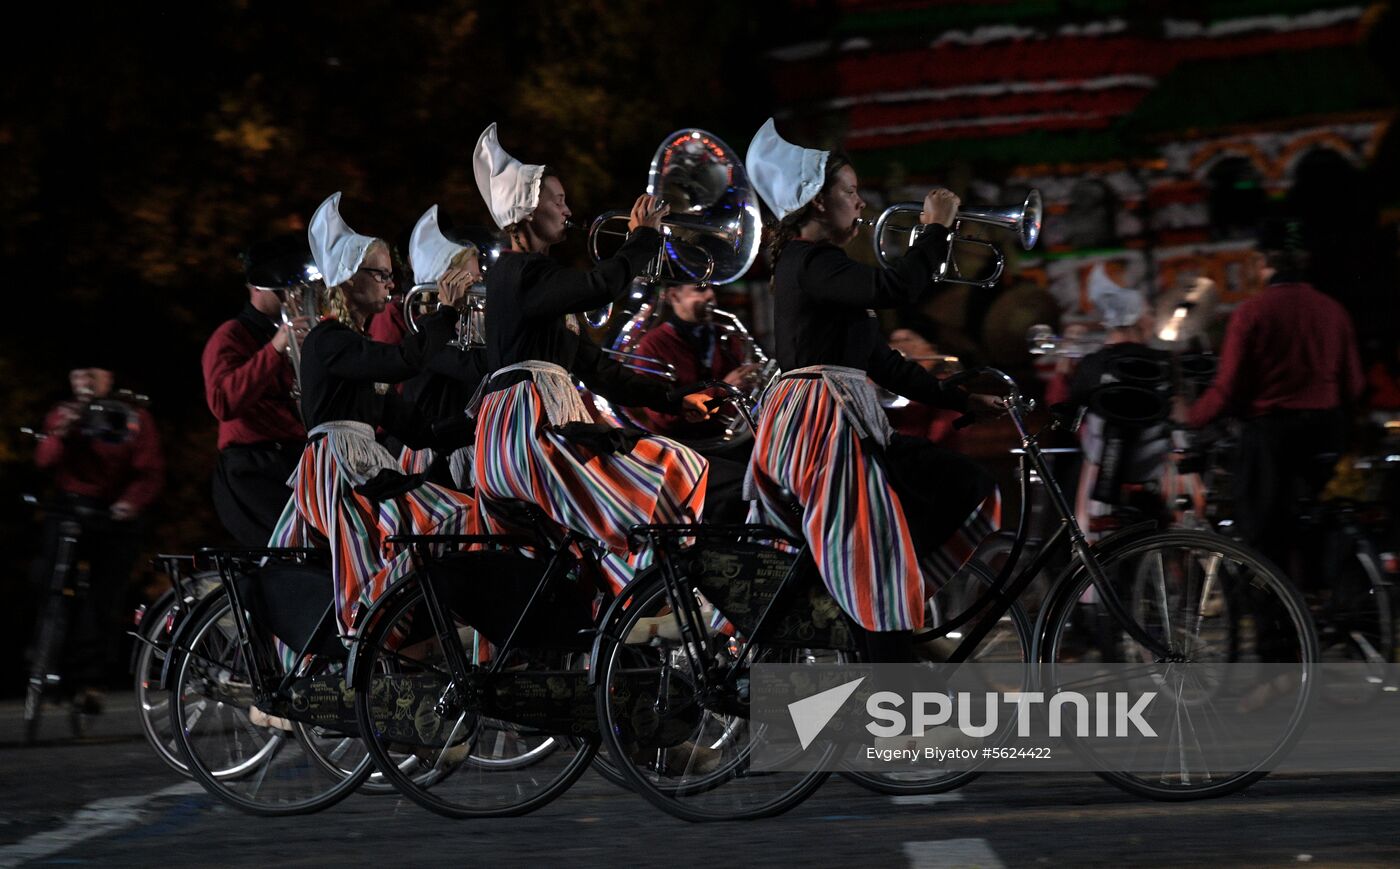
xmin=32 ymin=366 xmax=164 ymax=710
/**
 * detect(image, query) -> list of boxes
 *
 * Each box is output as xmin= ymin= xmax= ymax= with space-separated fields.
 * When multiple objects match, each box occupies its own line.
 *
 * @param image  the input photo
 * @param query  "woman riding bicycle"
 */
xmin=467 ymin=123 xmax=716 ymax=593
xmin=268 ymin=192 xmax=476 ymax=637
xmin=743 ymin=119 xmax=1002 ymax=662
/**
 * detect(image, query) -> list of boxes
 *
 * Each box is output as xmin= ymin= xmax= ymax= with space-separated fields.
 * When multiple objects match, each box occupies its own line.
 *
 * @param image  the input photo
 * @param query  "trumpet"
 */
xmin=872 ymin=189 xmax=1042 ymax=287
xmin=402 ymin=282 xmax=487 ymax=350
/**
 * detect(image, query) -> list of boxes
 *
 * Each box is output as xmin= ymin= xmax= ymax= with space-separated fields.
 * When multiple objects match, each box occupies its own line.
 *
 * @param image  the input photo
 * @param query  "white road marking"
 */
xmin=904 ymin=838 xmax=1006 ymax=869
xmin=0 ymin=782 xmax=202 ymax=867
xmin=891 ymin=792 xmax=966 ymax=805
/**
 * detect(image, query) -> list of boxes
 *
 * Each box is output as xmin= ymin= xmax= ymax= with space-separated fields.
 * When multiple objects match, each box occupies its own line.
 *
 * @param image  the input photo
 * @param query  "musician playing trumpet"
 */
xmin=469 ymin=123 xmax=715 ymax=593
xmin=744 ymin=118 xmax=1001 ymax=663
xmin=267 ymin=193 xmax=475 ymax=638
xmin=201 ymin=234 xmax=311 ymax=545
xmin=628 ymin=282 xmax=759 ymax=439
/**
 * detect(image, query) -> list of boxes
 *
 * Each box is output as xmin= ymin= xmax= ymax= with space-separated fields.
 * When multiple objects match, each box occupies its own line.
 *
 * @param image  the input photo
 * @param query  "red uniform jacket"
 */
xmin=1187 ymin=282 xmax=1364 ymax=428
xmin=629 ymin=319 xmax=746 ymax=437
xmin=368 ymin=299 xmax=409 ymax=346
xmin=202 ymin=312 xmax=306 ymax=449
xmin=36 ymin=402 xmax=165 ymax=513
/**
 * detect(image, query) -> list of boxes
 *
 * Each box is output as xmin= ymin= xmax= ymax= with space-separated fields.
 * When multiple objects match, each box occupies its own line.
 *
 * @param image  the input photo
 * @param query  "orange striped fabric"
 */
xmin=748 ymin=377 xmax=924 ymax=631
xmin=470 ymin=382 xmax=707 ymax=593
xmin=269 ymin=437 xmax=476 ymax=635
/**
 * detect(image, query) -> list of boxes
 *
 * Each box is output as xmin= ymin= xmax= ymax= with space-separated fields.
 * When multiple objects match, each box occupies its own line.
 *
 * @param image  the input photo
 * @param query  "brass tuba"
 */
xmin=584 ymin=128 xmax=763 ymax=328
xmin=873 ymin=189 xmax=1042 ymax=287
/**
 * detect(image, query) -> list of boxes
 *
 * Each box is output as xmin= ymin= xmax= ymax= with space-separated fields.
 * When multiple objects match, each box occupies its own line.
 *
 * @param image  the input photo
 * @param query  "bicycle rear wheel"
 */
xmin=351 ymin=580 xmax=596 ymax=819
xmin=134 ymin=594 xmax=189 ymax=774
xmin=843 ymin=559 xmax=1032 ymax=795
xmin=594 ymin=568 xmax=832 ymax=822
xmin=1041 ymin=530 xmax=1317 ymax=800
xmin=169 ymin=591 xmax=371 ymax=815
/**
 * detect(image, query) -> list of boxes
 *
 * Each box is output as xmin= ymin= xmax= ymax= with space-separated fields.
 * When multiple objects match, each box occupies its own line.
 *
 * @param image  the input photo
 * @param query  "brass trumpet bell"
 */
xmin=873 ymin=189 xmax=1042 ymax=288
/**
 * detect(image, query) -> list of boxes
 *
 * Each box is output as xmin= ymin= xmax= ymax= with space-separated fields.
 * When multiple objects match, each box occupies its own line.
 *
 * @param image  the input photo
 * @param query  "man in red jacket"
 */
xmin=1178 ymin=218 xmax=1364 ymax=575
xmin=33 ymin=366 xmax=164 ymax=704
xmin=628 ymin=282 xmax=759 ymax=439
xmin=202 ymin=235 xmax=311 ymax=544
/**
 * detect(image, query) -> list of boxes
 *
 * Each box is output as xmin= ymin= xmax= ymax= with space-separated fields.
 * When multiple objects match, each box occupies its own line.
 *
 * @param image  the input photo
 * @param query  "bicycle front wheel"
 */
xmin=1041 ymin=530 xmax=1317 ymax=800
xmin=169 ymin=591 xmax=371 ymax=815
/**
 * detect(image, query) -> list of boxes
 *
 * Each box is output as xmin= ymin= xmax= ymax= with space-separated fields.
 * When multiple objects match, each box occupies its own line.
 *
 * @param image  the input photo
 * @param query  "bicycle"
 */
xmin=1176 ymin=435 xmax=1395 ymax=702
xmin=22 ymin=493 xmax=110 ymax=744
xmin=346 ymin=502 xmax=616 ymax=819
xmin=588 ymin=369 xmax=1318 ymax=821
xmin=130 ymin=554 xmax=221 ymax=774
xmin=162 ymin=546 xmax=398 ymax=815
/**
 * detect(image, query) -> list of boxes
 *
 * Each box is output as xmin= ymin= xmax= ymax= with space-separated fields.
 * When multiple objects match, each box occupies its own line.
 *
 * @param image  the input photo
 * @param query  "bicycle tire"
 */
xmin=169 ymin=591 xmax=372 ymax=815
xmin=1041 ymin=529 xmax=1317 ymax=801
xmin=843 ymin=560 xmax=1033 ymax=796
xmin=134 ymin=594 xmax=190 ymax=775
xmin=351 ymin=579 xmax=596 ymax=819
xmin=594 ymin=568 xmax=832 ymax=822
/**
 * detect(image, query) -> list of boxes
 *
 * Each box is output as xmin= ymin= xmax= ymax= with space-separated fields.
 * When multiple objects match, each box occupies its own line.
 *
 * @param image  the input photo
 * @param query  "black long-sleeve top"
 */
xmin=484 ymin=226 xmax=680 ymax=413
xmin=298 ymin=309 xmax=458 ymax=447
xmin=772 ymin=229 xmax=968 ymax=412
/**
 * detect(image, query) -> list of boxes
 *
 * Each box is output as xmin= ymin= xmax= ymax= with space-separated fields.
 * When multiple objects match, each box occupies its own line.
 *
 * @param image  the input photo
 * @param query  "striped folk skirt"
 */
xmin=268 ymin=437 xmax=476 ymax=636
xmin=748 ymin=378 xmax=1001 ymax=632
xmin=748 ymin=376 xmax=925 ymax=631
xmin=471 ymin=381 xmax=708 ymax=593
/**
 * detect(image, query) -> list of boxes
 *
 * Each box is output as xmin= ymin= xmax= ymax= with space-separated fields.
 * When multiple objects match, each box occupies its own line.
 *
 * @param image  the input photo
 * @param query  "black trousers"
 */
xmin=1235 ymin=410 xmax=1345 ymax=661
xmin=212 ymin=443 xmax=303 ymax=546
xmin=882 ymin=433 xmax=997 ymax=561
xmin=1234 ymin=410 xmax=1346 ymax=578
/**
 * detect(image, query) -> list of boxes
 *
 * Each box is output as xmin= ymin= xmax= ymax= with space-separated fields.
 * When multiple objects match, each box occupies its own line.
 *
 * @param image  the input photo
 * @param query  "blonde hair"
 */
xmin=318 ymin=238 xmax=389 ymax=332
xmin=447 ymin=244 xmax=480 ymax=270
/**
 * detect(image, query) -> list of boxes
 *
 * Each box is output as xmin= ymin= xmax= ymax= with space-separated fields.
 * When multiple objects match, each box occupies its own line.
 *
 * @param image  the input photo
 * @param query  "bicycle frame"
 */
xmin=605 ymin=523 xmax=820 ymax=698
xmin=936 ymin=369 xmax=1176 ymax=661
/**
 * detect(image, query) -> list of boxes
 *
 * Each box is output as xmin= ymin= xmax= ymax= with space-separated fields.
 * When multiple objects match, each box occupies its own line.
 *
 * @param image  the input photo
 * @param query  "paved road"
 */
xmin=2 ymin=700 xmax=1398 ymax=868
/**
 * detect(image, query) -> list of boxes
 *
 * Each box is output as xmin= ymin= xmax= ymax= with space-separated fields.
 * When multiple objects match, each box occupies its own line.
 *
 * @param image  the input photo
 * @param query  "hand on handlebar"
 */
xmin=966 ymin=392 xmax=1008 ymax=420
xmin=680 ymin=392 xmax=716 ymax=424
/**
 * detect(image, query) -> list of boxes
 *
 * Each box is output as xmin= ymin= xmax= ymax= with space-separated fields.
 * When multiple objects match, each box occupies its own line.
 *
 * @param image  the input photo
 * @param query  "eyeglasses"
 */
xmin=359 ymin=267 xmax=395 ymax=285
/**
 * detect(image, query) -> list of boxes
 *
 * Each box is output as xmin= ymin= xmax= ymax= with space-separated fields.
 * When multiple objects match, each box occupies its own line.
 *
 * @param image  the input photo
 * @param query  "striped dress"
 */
xmin=747 ymin=370 xmax=926 ymax=631
xmin=471 ymin=366 xmax=707 ymax=594
xmin=748 ymin=368 xmax=1001 ymax=632
xmin=269 ymin=422 xmax=475 ymax=636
